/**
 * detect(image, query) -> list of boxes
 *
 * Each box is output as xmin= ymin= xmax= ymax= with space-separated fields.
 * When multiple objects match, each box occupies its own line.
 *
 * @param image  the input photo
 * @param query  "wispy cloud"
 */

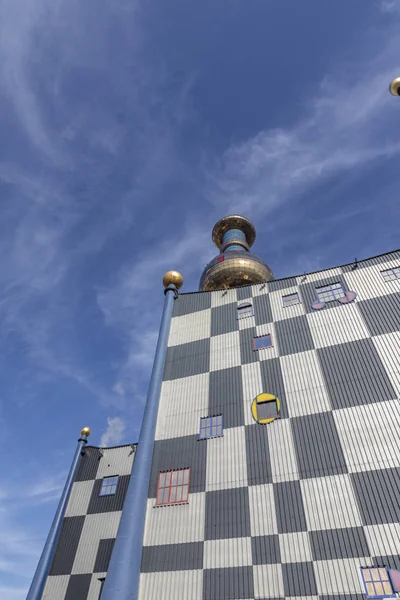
xmin=100 ymin=416 xmax=126 ymax=447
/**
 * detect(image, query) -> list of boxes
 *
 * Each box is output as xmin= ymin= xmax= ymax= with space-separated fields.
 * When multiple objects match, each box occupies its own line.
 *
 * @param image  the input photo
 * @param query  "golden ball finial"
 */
xmin=389 ymin=77 xmax=400 ymax=96
xmin=80 ymin=426 xmax=91 ymax=437
xmin=162 ymin=270 xmax=183 ymax=290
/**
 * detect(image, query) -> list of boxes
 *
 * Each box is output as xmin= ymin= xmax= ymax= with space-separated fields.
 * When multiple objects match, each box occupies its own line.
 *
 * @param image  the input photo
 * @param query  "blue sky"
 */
xmin=0 ymin=0 xmax=399 ymax=596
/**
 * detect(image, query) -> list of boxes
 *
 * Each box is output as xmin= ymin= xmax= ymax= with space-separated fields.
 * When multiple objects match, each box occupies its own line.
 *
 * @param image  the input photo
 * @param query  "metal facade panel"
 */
xmin=269 ymin=276 xmax=297 ymax=292
xmin=138 ymin=569 xmax=203 ymax=600
xmin=49 ymin=516 xmax=85 ymax=576
xmin=65 ymin=480 xmax=95 ymax=517
xmin=141 ymin=541 xmax=204 ymax=572
xmin=169 ymin=309 xmax=211 ymax=347
xmin=205 ymin=426 xmax=247 ymax=492
xmin=372 ymin=330 xmax=400 ymax=397
xmin=309 ymin=527 xmax=369 ymax=560
xmin=209 ymin=330 xmax=241 ymax=372
xmin=253 ymin=293 xmax=273 ymax=325
xmin=342 ymin=258 xmax=400 ymax=301
xmin=209 ymin=366 xmax=244 ymax=429
xmin=65 ymin=573 xmax=92 ymax=600
xmin=245 ymin=423 xmax=273 ymax=486
xmin=93 ymin=538 xmax=115 ymax=573
xmin=203 ymin=565 xmax=254 ymax=599
xmin=75 ymin=447 xmax=102 ymax=481
xmin=204 ymin=487 xmax=251 ymax=540
xmin=358 ymin=292 xmax=400 ymax=336
xmin=274 ymin=314 xmax=314 ymax=356
xmin=306 ymin=302 xmax=370 ymax=349
xmin=210 ymin=302 xmax=238 ymax=336
xmin=239 ymin=326 xmax=259 ymax=364
xmin=87 ymin=572 xmax=106 ymax=600
xmin=173 ymin=291 xmax=211 ymax=317
xmin=164 ymin=338 xmax=210 ymax=381
xmin=350 ymin=467 xmax=400 ymax=525
xmin=282 ymin=562 xmax=318 ymax=596
xmin=203 ymin=537 xmax=252 ymax=569
xmin=41 ymin=575 xmax=69 ymax=599
xmin=96 ymin=446 xmax=135 ymax=479
xmin=71 ymin=511 xmax=121 ymax=575
xmin=87 ymin=474 xmax=130 ymax=514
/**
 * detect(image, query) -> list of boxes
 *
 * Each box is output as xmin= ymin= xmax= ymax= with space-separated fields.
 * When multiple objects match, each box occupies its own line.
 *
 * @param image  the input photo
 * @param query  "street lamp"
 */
xmin=389 ymin=77 xmax=400 ymax=96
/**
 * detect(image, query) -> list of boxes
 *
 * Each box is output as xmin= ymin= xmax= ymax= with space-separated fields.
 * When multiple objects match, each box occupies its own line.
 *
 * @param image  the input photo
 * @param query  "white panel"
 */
xmin=364 ymin=523 xmax=400 ymax=556
xmin=296 ymin=267 xmax=343 ymax=285
xmin=210 ymin=330 xmax=241 ymax=372
xmin=268 ymin=419 xmax=299 ymax=483
xmin=251 ymin=282 xmax=270 ymax=297
xmin=255 ymin=322 xmax=279 ymax=361
xmin=65 ymin=480 xmax=95 ymax=517
xmin=307 ymin=303 xmax=369 ymax=349
xmin=242 ymin=362 xmax=262 ymax=426
xmin=279 ymin=531 xmax=312 ymax=563
xmin=270 ymin=287 xmax=306 ymax=322
xmin=206 ymin=426 xmax=247 ymax=491
xmin=138 ymin=569 xmax=203 ymax=600
xmin=343 ymin=259 xmax=400 ymax=301
xmin=168 ymin=309 xmax=211 ymax=346
xmin=143 ymin=492 xmax=205 ymax=546
xmin=87 ymin=572 xmax=106 ymax=600
xmin=156 ymin=373 xmax=209 ymax=440
xmin=253 ymin=563 xmax=284 ymax=598
xmin=211 ymin=287 xmax=238 ymax=307
xmin=42 ymin=575 xmax=69 ymax=599
xmin=280 ymin=350 xmax=331 ymax=417
xmin=248 ymin=484 xmax=278 ymax=536
xmin=314 ymin=557 xmax=369 ymax=594
xmin=71 ymin=511 xmax=121 ymax=575
xmin=203 ymin=537 xmax=252 ymax=569
xmin=333 ymin=400 xmax=400 ymax=473
xmin=301 ymin=474 xmax=363 ymax=531
xmin=372 ymin=331 xmax=400 ymax=398
xmin=96 ymin=446 xmax=135 ymax=478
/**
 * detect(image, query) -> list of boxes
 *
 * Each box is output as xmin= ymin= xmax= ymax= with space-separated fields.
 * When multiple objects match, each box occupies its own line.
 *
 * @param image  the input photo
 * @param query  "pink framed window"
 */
xmin=156 ymin=468 xmax=190 ymax=506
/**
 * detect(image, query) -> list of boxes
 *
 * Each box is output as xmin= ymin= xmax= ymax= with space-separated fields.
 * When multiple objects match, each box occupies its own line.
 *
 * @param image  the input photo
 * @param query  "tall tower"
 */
xmin=199 ymin=215 xmax=274 ymax=291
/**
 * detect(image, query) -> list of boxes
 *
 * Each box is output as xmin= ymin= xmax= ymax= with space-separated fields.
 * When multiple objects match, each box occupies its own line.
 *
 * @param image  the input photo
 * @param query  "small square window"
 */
xmin=253 ymin=334 xmax=272 ymax=351
xmin=381 ymin=267 xmax=400 ymax=282
xmin=156 ymin=468 xmax=190 ymax=506
xmin=360 ymin=566 xmax=395 ymax=598
xmin=316 ymin=282 xmax=345 ymax=303
xmin=99 ymin=476 xmax=119 ymax=497
xmin=282 ymin=292 xmax=301 ymax=307
xmin=199 ymin=415 xmax=223 ymax=439
xmin=237 ymin=302 xmax=253 ymax=319
xmin=256 ymin=399 xmax=278 ymax=421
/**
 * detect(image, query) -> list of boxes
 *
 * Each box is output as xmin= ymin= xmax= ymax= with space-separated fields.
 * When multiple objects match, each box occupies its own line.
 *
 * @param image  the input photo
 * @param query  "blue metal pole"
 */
xmin=26 ymin=428 xmax=90 ymax=600
xmin=102 ymin=284 xmax=178 ymax=600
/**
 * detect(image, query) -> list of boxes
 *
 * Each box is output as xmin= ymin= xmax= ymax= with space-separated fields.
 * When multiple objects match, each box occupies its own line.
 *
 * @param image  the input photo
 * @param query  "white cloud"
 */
xmin=100 ymin=416 xmax=126 ymax=447
xmin=380 ymin=0 xmax=400 ymax=14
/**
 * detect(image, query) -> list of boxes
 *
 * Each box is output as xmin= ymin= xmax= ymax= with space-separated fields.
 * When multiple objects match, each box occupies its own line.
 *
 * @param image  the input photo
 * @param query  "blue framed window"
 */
xmin=381 ymin=267 xmax=400 ymax=281
xmin=253 ymin=334 xmax=272 ymax=351
xmin=237 ymin=302 xmax=253 ymax=320
xmin=360 ymin=566 xmax=395 ymax=598
xmin=99 ymin=476 xmax=119 ymax=497
xmin=282 ymin=292 xmax=301 ymax=307
xmin=199 ymin=415 xmax=223 ymax=440
xmin=316 ymin=282 xmax=345 ymax=303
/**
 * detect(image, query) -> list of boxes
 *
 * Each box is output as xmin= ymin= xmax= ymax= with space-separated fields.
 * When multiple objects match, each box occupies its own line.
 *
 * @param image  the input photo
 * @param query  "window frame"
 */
xmin=256 ymin=399 xmax=279 ymax=421
xmin=381 ymin=267 xmax=400 ymax=282
xmin=316 ymin=282 xmax=346 ymax=303
xmin=99 ymin=476 xmax=119 ymax=497
xmin=282 ymin=292 xmax=301 ymax=308
xmin=253 ymin=334 xmax=273 ymax=351
xmin=199 ymin=414 xmax=223 ymax=440
xmin=237 ymin=302 xmax=254 ymax=320
xmin=360 ymin=566 xmax=396 ymax=599
xmin=156 ymin=468 xmax=190 ymax=507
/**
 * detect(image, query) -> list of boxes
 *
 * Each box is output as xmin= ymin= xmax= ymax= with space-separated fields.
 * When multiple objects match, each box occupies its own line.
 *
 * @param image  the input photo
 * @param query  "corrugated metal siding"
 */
xmin=209 ymin=330 xmax=240 ymax=372
xmin=203 ymin=565 xmax=254 ymax=599
xmin=64 ymin=573 xmax=92 ymax=600
xmin=259 ymin=358 xmax=288 ymax=418
xmin=206 ymin=426 xmax=247 ymax=492
xmin=164 ymin=338 xmax=210 ymax=381
xmin=204 ymin=537 xmax=252 ymax=569
xmin=236 ymin=285 xmax=253 ymax=301
xmin=274 ymin=314 xmax=314 ymax=356
xmin=299 ymin=274 xmax=350 ymax=313
xmin=358 ymin=292 xmax=400 ymax=335
xmin=86 ymin=573 xmax=106 ymax=600
xmin=71 ymin=511 xmax=121 ymax=574
xmin=267 ymin=418 xmax=299 ymax=483
xmin=239 ymin=326 xmax=259 ymax=365
xmin=75 ymin=447 xmax=102 ymax=481
xmin=269 ymin=276 xmax=297 ymax=292
xmin=253 ymin=293 xmax=273 ymax=325
xmin=169 ymin=309 xmax=211 ymax=347
xmin=209 ymin=366 xmax=244 ymax=429
xmin=173 ymin=291 xmax=211 ymax=317
xmin=41 ymin=575 xmax=69 ymax=599
xmin=138 ymin=569 xmax=203 ymax=600
xmin=96 ymin=446 xmax=135 ymax=479
xmin=87 ymin=474 xmax=130 ymax=514
xmin=372 ymin=330 xmax=400 ymax=396
xmin=93 ymin=538 xmax=115 ymax=573
xmin=141 ymin=541 xmax=203 ymax=572
xmin=341 ymin=249 xmax=400 ymax=272
xmin=65 ymin=480 xmax=95 ymax=518
xmin=307 ymin=302 xmax=370 ymax=348
xmin=269 ymin=285 xmax=306 ymax=322
xmin=49 ymin=516 xmax=85 ymax=575
xmin=342 ymin=259 xmax=400 ymax=301
xmin=210 ymin=302 xmax=238 ymax=336
xmin=211 ymin=287 xmax=238 ymax=307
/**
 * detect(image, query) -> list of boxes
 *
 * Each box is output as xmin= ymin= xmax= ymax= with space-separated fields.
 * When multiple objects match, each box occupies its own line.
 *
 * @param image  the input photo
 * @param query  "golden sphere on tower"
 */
xmin=162 ymin=270 xmax=183 ymax=290
xmin=80 ymin=426 xmax=91 ymax=437
xmin=389 ymin=77 xmax=400 ymax=96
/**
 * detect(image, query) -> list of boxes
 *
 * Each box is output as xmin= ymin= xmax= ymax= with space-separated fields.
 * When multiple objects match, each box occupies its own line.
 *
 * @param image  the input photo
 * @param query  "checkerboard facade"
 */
xmin=141 ymin=251 xmax=400 ymax=600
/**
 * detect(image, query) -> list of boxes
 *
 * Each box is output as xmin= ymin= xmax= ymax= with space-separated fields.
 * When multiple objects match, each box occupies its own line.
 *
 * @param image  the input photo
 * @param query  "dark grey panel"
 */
xmin=275 ymin=314 xmax=314 ymax=356
xmin=148 ymin=434 xmax=207 ymax=498
xmin=237 ymin=285 xmax=254 ymax=301
xmin=245 ymin=424 xmax=273 ymax=486
xmin=259 ymin=359 xmax=288 ymax=419
xmin=251 ymin=534 xmax=281 ymax=564
xmin=65 ymin=574 xmax=92 ymax=600
xmin=209 ymin=366 xmax=244 ymax=429
xmin=211 ymin=303 xmax=238 ymax=336
xmin=310 ymin=527 xmax=370 ymax=560
xmin=317 ymin=339 xmax=396 ymax=409
xmin=282 ymin=562 xmax=318 ymax=597
xmin=50 ymin=516 xmax=85 ymax=576
xmin=351 ymin=468 xmax=400 ymax=525
xmin=141 ymin=541 xmax=203 ymax=572
xmin=291 ymin=412 xmax=347 ymax=479
xmin=75 ymin=447 xmax=102 ymax=482
xmin=173 ymin=292 xmax=212 ymax=317
xmin=87 ymin=474 xmax=130 ymax=514
xmin=273 ymin=481 xmax=308 ymax=534
xmin=94 ymin=538 xmax=115 ymax=573
xmin=269 ymin=277 xmax=298 ymax=292
xmin=164 ymin=338 xmax=210 ymax=381
xmin=371 ymin=555 xmax=400 ymax=570
xmin=239 ymin=326 xmax=259 ymax=365
xmin=205 ymin=487 xmax=251 ymax=540
xmin=254 ymin=294 xmax=273 ymax=326
xmin=341 ymin=251 xmax=400 ymax=272
xmin=320 ymin=596 xmax=365 ymax=600
xmin=358 ymin=293 xmax=400 ymax=337
xmin=300 ymin=275 xmax=350 ymax=314
xmin=203 ymin=566 xmax=254 ymax=600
